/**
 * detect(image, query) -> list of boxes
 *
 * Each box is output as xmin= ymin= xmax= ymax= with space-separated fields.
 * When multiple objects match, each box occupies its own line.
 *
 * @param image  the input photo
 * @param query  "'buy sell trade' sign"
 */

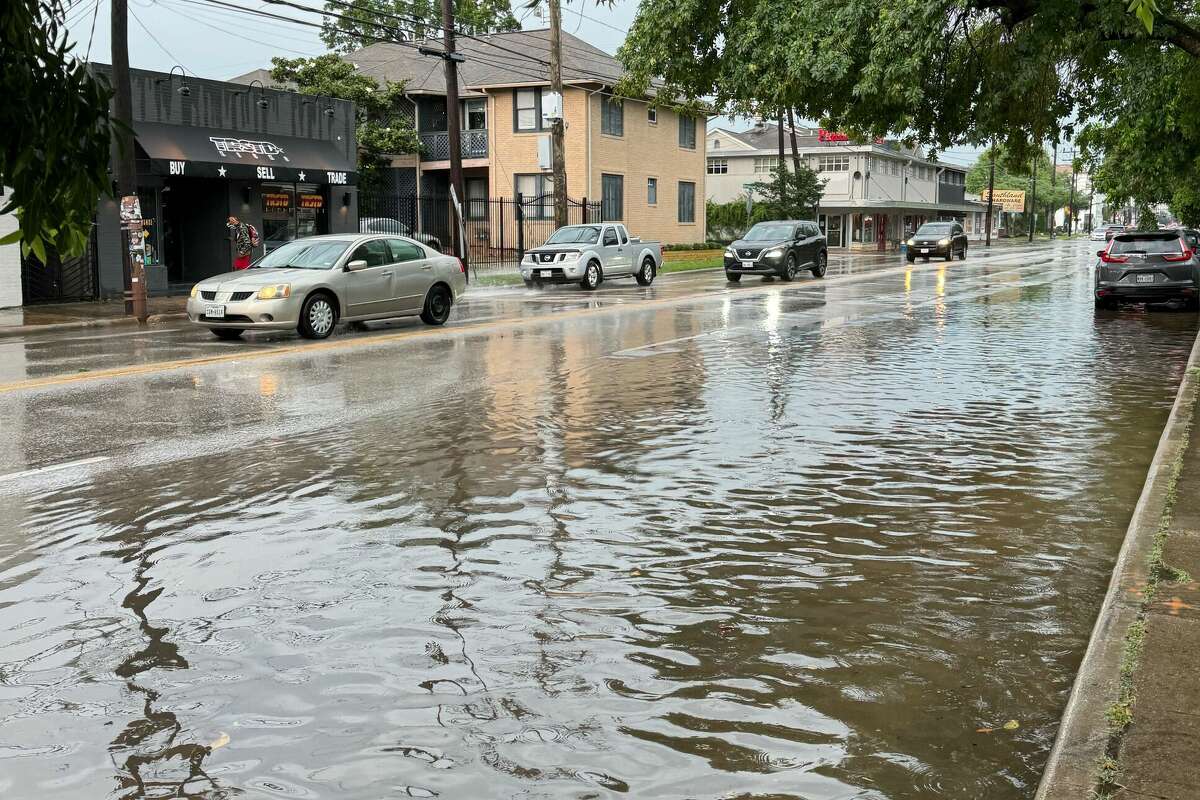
xmin=980 ymin=189 xmax=1027 ymax=212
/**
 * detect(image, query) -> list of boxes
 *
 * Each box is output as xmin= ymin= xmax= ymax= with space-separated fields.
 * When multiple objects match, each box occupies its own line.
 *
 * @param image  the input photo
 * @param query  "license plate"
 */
xmin=1136 ymin=274 xmax=1155 ymax=283
xmin=205 ymin=305 xmax=226 ymax=318
xmin=540 ymin=270 xmax=553 ymax=278
xmin=920 ymin=248 xmax=930 ymax=254
xmin=741 ymin=261 xmax=755 ymax=268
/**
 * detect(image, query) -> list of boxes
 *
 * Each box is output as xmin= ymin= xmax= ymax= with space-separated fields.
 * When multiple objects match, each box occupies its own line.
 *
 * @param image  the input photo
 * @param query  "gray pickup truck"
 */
xmin=520 ymin=223 xmax=663 ymax=289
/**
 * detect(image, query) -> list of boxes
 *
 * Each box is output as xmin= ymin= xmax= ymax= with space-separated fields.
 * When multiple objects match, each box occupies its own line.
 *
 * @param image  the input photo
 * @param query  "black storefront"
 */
xmin=76 ymin=66 xmax=360 ymax=300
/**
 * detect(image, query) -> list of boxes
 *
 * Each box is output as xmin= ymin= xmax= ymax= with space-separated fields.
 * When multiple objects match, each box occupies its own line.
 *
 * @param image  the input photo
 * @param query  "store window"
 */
xmin=852 ymin=212 xmax=864 ymax=243
xmin=262 ymin=183 xmax=326 ymax=252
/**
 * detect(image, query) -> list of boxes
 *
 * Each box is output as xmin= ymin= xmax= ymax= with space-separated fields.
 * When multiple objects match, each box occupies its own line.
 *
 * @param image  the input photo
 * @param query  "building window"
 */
xmin=707 ymin=158 xmax=728 ymax=175
xmin=602 ymin=173 xmax=623 ymax=220
xmin=678 ymin=181 xmax=695 ymax=223
xmin=647 ymin=177 xmax=658 ymax=205
xmin=514 ymin=89 xmax=552 ymax=132
xmin=463 ymin=99 xmax=486 ymax=130
xmin=466 ymin=177 xmax=487 ymax=220
xmin=754 ymin=156 xmax=778 ymax=174
xmin=890 ymin=160 xmax=899 ymax=176
xmin=601 ymin=96 xmax=624 ymax=136
xmin=817 ymin=155 xmax=850 ymax=172
xmin=516 ymin=173 xmax=554 ymax=218
xmin=647 ymin=106 xmax=657 ymax=125
xmin=678 ymin=115 xmax=696 ymax=149
xmin=712 ymin=138 xmax=720 ymax=148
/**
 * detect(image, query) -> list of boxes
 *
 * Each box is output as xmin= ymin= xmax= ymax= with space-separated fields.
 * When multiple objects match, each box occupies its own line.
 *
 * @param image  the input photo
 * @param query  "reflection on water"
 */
xmin=0 ymin=258 xmax=1195 ymax=799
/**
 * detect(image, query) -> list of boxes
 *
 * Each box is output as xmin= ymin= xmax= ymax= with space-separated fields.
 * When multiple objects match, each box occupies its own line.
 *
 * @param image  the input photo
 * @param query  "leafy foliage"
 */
xmin=319 ymin=0 xmax=518 ymax=53
xmin=746 ymin=164 xmax=828 ymax=223
xmin=965 ymin=144 xmax=1071 ymax=232
xmin=706 ymin=199 xmax=750 ymax=242
xmin=2 ymin=0 xmax=115 ymax=259
xmin=270 ymin=55 xmax=420 ymax=189
xmin=617 ymin=0 xmax=1200 ymax=161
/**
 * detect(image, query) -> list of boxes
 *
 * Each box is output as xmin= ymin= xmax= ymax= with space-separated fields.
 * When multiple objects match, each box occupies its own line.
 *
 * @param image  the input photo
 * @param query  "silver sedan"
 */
xmin=187 ymin=233 xmax=466 ymax=340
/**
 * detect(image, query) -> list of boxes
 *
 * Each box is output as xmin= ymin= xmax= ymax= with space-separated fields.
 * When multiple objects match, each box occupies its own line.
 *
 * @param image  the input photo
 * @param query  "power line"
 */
xmin=85 ymin=0 xmax=102 ymax=59
xmin=129 ymin=5 xmax=194 ymax=72
xmin=159 ymin=0 xmax=325 ymax=53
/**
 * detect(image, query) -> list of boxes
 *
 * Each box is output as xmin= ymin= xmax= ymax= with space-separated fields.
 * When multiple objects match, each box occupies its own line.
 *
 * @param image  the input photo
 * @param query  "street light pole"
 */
xmin=1028 ymin=153 xmax=1038 ymax=243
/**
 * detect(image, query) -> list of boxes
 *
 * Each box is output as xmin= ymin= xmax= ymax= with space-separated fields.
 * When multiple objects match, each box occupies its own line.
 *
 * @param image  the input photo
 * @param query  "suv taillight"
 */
xmin=1099 ymin=251 xmax=1128 ymax=264
xmin=1163 ymin=247 xmax=1194 ymax=262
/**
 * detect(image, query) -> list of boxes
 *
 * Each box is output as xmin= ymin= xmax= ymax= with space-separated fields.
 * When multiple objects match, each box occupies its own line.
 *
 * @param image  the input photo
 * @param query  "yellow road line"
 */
xmin=0 ymin=256 xmax=1045 ymax=396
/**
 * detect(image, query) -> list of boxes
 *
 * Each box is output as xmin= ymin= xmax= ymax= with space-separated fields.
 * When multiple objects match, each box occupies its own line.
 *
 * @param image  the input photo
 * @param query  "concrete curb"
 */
xmin=1035 ymin=327 xmax=1200 ymax=798
xmin=0 ymin=311 xmax=187 ymax=339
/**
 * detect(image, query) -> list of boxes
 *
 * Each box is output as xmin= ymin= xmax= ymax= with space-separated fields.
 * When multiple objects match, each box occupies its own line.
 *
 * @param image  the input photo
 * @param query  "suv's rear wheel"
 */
xmin=1095 ymin=296 xmax=1118 ymax=311
xmin=958 ymin=243 xmax=968 ymax=260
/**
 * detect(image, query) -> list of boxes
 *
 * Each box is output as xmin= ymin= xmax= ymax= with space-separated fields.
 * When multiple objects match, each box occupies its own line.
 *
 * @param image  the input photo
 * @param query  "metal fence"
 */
xmin=20 ymin=227 xmax=98 ymax=303
xmin=359 ymin=192 xmax=602 ymax=276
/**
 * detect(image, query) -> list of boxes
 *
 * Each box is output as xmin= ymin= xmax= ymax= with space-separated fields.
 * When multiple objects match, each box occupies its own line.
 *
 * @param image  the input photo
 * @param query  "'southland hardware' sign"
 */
xmin=210 ymin=136 xmax=290 ymax=161
xmin=979 ymin=189 xmax=1027 ymax=212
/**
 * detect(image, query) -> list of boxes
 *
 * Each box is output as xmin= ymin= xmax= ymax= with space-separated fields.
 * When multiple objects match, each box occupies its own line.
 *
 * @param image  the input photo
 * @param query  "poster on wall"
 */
xmin=298 ymin=193 xmax=324 ymax=210
xmin=262 ymin=192 xmax=293 ymax=214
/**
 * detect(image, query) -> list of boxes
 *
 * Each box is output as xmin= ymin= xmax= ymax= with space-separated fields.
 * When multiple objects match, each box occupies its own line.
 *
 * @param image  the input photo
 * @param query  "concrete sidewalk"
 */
xmin=0 ymin=297 xmax=187 ymax=338
xmin=1037 ymin=329 xmax=1200 ymax=799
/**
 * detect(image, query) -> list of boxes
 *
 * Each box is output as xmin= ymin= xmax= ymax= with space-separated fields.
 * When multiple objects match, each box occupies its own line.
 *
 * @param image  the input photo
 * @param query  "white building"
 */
xmin=706 ymin=123 xmax=995 ymax=249
xmin=0 ymin=190 xmax=21 ymax=309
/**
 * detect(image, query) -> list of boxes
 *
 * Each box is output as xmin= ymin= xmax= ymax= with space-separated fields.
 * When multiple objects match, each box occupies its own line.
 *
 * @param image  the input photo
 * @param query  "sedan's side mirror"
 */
xmin=346 ymin=259 xmax=368 ymax=271
xmin=1096 ymin=250 xmax=1106 ymax=257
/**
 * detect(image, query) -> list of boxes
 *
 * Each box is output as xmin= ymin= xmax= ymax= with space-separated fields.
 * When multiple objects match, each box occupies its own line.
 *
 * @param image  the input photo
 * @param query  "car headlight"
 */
xmin=557 ymin=251 xmax=580 ymax=262
xmin=938 ymin=238 xmax=951 ymax=246
xmin=764 ymin=247 xmax=783 ymax=259
xmin=190 ymin=285 xmax=199 ymax=298
xmin=724 ymin=247 xmax=735 ymax=257
xmin=906 ymin=238 xmax=915 ymax=246
xmin=256 ymin=284 xmax=292 ymax=300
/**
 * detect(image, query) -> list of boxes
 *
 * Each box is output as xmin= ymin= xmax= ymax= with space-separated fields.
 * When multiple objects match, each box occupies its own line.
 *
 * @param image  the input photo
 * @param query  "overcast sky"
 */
xmin=60 ymin=0 xmax=984 ymax=167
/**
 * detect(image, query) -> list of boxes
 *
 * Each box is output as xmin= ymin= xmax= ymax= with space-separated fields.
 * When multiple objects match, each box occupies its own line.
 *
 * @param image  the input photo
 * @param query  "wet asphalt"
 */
xmin=1 ymin=238 xmax=1196 ymax=799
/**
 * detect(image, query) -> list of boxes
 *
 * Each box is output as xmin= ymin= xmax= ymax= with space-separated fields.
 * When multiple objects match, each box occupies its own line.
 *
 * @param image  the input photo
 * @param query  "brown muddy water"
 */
xmin=0 ymin=253 xmax=1196 ymax=798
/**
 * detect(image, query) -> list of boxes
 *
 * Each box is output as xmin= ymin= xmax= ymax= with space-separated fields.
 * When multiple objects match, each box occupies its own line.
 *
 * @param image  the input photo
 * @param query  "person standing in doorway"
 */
xmin=227 ymin=215 xmax=260 ymax=270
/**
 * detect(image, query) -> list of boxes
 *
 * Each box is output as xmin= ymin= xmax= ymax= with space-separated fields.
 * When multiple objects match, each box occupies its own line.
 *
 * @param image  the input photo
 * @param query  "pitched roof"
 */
xmin=346 ymin=28 xmax=624 ymax=95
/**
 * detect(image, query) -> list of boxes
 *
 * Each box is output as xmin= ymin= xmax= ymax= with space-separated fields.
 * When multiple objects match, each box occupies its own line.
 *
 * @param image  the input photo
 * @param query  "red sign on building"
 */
xmin=818 ymin=129 xmax=850 ymax=143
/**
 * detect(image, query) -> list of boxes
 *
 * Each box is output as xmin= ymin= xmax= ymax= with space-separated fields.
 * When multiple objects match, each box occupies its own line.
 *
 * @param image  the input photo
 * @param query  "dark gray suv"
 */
xmin=724 ymin=220 xmax=828 ymax=282
xmin=1095 ymin=230 xmax=1199 ymax=310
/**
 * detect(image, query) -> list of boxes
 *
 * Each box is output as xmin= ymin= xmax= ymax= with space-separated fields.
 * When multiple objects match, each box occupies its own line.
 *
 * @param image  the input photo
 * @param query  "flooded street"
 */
xmin=1 ymin=241 xmax=1196 ymax=799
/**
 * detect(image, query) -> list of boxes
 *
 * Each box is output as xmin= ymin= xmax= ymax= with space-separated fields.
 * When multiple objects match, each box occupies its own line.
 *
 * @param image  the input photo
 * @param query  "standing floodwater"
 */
xmin=0 ymin=244 xmax=1194 ymax=798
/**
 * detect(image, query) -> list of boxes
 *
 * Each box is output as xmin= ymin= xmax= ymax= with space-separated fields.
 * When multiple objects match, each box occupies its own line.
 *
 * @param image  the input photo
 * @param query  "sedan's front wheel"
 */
xmin=420 ymin=284 xmax=452 ymax=326
xmin=298 ymin=293 xmax=337 ymax=339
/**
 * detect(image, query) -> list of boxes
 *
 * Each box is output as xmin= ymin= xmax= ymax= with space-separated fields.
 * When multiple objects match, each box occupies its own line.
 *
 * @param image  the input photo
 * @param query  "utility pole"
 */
xmin=111 ymin=0 xmax=146 ymax=322
xmin=1027 ymin=152 xmax=1038 ymax=243
xmin=786 ymin=108 xmax=802 ymax=212
xmin=441 ymin=0 xmax=464 ymax=261
xmin=985 ymin=144 xmax=996 ymax=247
xmin=1049 ymin=142 xmax=1057 ymax=238
xmin=548 ymin=0 xmax=567 ymax=228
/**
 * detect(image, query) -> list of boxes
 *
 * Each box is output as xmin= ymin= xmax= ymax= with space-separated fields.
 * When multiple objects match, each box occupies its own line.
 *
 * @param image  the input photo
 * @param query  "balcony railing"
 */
xmin=420 ymin=129 xmax=488 ymax=161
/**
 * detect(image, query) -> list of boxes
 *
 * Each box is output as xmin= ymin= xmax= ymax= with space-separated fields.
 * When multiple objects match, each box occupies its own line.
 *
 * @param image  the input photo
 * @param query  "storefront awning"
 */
xmin=135 ymin=122 xmax=358 ymax=185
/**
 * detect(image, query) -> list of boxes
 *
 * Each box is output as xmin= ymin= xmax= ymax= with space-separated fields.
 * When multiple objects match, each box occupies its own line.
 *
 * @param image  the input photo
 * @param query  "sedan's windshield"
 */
xmin=545 ymin=225 xmax=600 ymax=244
xmin=916 ymin=223 xmax=953 ymax=236
xmin=255 ymin=239 xmax=353 ymax=270
xmin=744 ymin=223 xmax=794 ymax=241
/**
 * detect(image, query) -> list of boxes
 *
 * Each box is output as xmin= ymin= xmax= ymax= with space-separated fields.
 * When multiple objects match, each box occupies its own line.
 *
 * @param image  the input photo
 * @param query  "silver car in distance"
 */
xmin=187 ymin=233 xmax=467 ymax=340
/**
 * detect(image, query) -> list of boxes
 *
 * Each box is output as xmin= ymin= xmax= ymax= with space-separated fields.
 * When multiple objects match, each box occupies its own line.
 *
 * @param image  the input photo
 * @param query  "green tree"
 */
xmin=706 ymin=198 xmax=750 ymax=242
xmin=746 ymin=164 xmax=827 ymax=223
xmin=965 ymin=145 xmax=1069 ymax=233
xmin=2 ymin=0 xmax=116 ymax=260
xmin=319 ymin=0 xmax=518 ymax=53
xmin=270 ymin=55 xmax=420 ymax=190
xmin=1171 ymin=186 xmax=1200 ymax=228
xmin=616 ymin=0 xmax=1200 ymax=161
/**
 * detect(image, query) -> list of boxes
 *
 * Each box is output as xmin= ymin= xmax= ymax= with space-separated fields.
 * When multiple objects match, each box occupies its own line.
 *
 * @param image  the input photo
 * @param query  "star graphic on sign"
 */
xmin=298 ymin=171 xmax=306 ymax=181
xmin=217 ymin=166 xmax=227 ymax=177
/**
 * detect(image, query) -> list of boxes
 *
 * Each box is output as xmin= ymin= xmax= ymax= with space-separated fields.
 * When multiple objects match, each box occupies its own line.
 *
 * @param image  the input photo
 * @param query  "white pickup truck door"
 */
xmin=612 ymin=225 xmax=634 ymax=274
